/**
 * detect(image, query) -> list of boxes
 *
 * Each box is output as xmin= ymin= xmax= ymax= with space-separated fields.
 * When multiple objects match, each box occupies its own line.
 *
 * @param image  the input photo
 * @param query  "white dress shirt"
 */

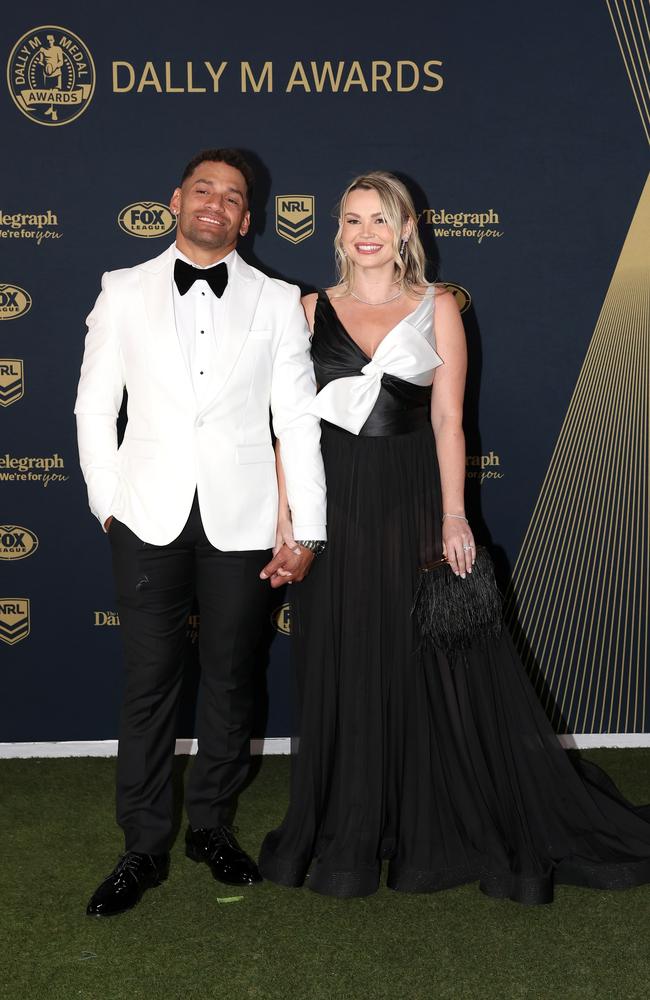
xmin=172 ymin=246 xmax=236 ymax=406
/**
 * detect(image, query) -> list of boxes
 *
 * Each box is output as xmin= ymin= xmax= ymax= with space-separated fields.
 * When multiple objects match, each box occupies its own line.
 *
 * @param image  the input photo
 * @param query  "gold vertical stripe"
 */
xmin=629 ymin=0 xmax=650 ymax=75
xmin=606 ymin=0 xmax=650 ymax=142
xmin=620 ymin=0 xmax=650 ymax=108
xmin=507 ymin=174 xmax=650 ymax=733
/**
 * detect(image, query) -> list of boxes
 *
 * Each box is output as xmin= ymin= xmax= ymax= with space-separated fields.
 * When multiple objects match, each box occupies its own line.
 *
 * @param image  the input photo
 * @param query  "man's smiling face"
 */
xmin=170 ymin=160 xmax=250 ymax=260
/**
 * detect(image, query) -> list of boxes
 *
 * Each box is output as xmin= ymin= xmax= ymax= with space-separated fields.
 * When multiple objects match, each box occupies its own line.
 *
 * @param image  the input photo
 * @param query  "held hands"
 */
xmin=260 ymin=545 xmax=315 ymax=588
xmin=104 ymin=515 xmax=113 ymax=532
xmin=442 ymin=514 xmax=475 ymax=578
xmin=261 ymin=510 xmax=315 ymax=588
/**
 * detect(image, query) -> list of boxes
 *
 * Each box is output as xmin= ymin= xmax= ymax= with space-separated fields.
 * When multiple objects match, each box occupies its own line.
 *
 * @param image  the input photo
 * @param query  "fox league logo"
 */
xmin=0 ymin=284 xmax=32 ymax=321
xmin=0 ymin=526 xmax=39 ymax=561
xmin=7 ymin=26 xmax=95 ymax=126
xmin=118 ymin=202 xmax=177 ymax=238
xmin=0 ymin=599 xmax=30 ymax=645
xmin=272 ymin=603 xmax=292 ymax=635
xmin=276 ymin=196 xmax=315 ymax=244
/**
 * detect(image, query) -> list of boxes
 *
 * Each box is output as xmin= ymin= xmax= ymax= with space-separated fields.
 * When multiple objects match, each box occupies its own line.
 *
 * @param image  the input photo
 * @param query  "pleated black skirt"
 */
xmin=260 ymin=421 xmax=650 ymax=903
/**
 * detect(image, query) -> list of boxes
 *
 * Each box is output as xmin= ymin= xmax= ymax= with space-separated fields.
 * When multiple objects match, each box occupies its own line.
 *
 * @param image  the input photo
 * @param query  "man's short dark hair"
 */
xmin=180 ymin=149 xmax=255 ymax=204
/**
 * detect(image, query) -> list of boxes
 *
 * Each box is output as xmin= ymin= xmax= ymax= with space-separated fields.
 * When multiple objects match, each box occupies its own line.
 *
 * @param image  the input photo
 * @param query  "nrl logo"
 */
xmin=118 ymin=202 xmax=176 ymax=238
xmin=0 ymin=360 xmax=24 ymax=407
xmin=271 ymin=603 xmax=291 ymax=635
xmin=0 ymin=526 xmax=39 ymax=561
xmin=0 ymin=284 xmax=32 ymax=321
xmin=0 ymin=598 xmax=30 ymax=645
xmin=442 ymin=282 xmax=472 ymax=314
xmin=275 ymin=196 xmax=315 ymax=244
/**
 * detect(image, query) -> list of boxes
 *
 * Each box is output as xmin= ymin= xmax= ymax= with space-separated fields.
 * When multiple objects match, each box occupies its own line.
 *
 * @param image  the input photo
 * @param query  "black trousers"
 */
xmin=109 ymin=494 xmax=272 ymax=854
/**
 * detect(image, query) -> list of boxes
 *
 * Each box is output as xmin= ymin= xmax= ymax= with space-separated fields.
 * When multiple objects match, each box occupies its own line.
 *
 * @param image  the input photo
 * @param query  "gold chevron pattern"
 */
xmin=605 ymin=0 xmax=650 ymax=145
xmin=505 ymin=174 xmax=650 ymax=732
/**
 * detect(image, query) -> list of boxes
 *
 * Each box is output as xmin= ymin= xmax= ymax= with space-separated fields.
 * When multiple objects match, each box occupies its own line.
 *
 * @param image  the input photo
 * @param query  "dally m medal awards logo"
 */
xmin=118 ymin=202 xmax=177 ymax=238
xmin=276 ymin=196 xmax=315 ymax=244
xmin=0 ymin=284 xmax=32 ymax=321
xmin=0 ymin=360 xmax=24 ymax=407
xmin=0 ymin=526 xmax=39 ymax=561
xmin=7 ymin=26 xmax=95 ymax=126
xmin=0 ymin=598 xmax=30 ymax=645
xmin=443 ymin=282 xmax=471 ymax=314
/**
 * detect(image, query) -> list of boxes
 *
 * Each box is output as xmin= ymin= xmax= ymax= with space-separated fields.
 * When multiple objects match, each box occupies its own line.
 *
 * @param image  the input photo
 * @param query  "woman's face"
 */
xmin=340 ymin=188 xmax=402 ymax=272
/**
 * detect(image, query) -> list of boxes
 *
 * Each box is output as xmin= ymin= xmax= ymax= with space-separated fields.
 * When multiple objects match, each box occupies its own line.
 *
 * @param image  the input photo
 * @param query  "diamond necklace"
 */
xmin=350 ymin=288 xmax=403 ymax=306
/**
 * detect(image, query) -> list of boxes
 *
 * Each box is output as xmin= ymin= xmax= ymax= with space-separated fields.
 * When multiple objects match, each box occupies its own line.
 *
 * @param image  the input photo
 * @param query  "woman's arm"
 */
xmin=273 ymin=291 xmax=320 ymax=553
xmin=274 ymin=439 xmax=295 ymax=554
xmin=430 ymin=289 xmax=475 ymax=577
xmin=265 ymin=291 xmax=320 ymax=580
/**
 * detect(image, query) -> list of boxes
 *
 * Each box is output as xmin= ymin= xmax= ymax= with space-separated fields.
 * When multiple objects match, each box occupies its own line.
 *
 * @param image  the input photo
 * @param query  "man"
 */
xmin=35 ymin=34 xmax=63 ymax=122
xmin=75 ymin=149 xmax=326 ymax=917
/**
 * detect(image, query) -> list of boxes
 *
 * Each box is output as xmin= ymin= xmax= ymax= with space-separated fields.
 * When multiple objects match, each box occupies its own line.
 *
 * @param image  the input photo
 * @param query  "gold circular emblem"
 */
xmin=271 ymin=603 xmax=291 ymax=635
xmin=118 ymin=203 xmax=177 ymax=239
xmin=443 ymin=282 xmax=472 ymax=314
xmin=0 ymin=284 xmax=32 ymax=321
xmin=0 ymin=525 xmax=39 ymax=561
xmin=7 ymin=26 xmax=95 ymax=126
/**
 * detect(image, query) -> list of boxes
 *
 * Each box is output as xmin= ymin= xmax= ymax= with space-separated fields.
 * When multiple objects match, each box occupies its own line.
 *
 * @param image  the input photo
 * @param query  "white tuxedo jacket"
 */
xmin=75 ymin=245 xmax=326 ymax=549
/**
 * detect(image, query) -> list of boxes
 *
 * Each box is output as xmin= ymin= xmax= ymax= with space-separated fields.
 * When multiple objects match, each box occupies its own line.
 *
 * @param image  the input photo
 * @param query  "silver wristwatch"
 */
xmin=296 ymin=539 xmax=327 ymax=556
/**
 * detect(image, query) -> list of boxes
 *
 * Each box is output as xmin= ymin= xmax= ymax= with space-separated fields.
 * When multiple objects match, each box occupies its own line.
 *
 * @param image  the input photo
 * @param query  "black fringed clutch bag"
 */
xmin=411 ymin=546 xmax=503 ymax=653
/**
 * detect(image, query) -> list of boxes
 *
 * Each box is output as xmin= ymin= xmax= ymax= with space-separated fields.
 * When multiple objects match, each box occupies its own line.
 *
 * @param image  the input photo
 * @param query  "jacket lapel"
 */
xmin=197 ymin=252 xmax=263 ymax=415
xmin=138 ymin=245 xmax=195 ymax=401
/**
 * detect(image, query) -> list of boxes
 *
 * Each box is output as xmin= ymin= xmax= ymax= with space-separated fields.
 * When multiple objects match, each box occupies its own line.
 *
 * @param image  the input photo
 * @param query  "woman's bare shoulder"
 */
xmin=431 ymin=283 xmax=461 ymax=316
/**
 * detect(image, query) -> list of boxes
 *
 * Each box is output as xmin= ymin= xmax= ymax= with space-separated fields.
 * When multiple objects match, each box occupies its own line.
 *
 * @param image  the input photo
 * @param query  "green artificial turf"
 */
xmin=1 ymin=751 xmax=649 ymax=1000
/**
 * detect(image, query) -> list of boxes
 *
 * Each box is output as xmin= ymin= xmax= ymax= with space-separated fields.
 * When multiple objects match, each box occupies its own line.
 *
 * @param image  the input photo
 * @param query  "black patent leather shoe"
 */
xmin=86 ymin=851 xmax=170 ymax=917
xmin=185 ymin=825 xmax=262 ymax=886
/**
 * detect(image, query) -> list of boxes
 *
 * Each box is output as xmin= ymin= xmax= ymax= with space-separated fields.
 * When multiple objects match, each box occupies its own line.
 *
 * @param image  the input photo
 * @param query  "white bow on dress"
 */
xmin=309 ymin=292 xmax=443 ymax=435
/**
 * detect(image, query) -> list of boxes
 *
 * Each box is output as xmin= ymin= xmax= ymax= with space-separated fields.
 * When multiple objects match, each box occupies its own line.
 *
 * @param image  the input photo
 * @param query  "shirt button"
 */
xmin=200 ymin=330 xmax=204 ymax=335
xmin=199 ymin=370 xmax=204 ymax=375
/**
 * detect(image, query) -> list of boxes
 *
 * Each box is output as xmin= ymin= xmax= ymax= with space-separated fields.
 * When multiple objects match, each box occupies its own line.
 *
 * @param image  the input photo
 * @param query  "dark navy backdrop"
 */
xmin=1 ymin=0 xmax=647 ymax=741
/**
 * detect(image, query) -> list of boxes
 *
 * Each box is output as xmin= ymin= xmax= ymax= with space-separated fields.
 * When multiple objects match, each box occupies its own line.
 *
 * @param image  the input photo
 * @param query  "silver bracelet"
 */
xmin=442 ymin=513 xmax=468 ymax=523
xmin=296 ymin=539 xmax=327 ymax=556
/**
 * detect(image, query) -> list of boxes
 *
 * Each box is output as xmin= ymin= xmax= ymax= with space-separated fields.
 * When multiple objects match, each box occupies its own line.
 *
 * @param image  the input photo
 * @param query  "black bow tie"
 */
xmin=174 ymin=258 xmax=228 ymax=298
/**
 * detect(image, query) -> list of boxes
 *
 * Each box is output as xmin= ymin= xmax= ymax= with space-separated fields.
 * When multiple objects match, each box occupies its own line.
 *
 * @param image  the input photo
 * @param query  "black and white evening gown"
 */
xmin=259 ymin=288 xmax=650 ymax=903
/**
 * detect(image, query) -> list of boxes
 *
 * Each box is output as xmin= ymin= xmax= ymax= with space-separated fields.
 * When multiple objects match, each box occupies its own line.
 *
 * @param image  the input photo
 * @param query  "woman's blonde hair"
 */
xmin=333 ymin=171 xmax=428 ymax=295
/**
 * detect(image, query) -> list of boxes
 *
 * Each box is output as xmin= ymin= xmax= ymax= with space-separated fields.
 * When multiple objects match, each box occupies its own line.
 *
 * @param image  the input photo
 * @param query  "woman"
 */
xmin=259 ymin=172 xmax=650 ymax=903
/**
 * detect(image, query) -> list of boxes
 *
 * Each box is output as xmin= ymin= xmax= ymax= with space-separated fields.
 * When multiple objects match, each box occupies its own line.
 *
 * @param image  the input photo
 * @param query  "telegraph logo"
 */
xmin=0 ymin=526 xmax=39 ymax=561
xmin=118 ymin=202 xmax=176 ymax=238
xmin=443 ymin=283 xmax=471 ymax=314
xmin=0 ymin=284 xmax=31 ymax=321
xmin=0 ymin=598 xmax=30 ymax=645
xmin=7 ymin=26 xmax=95 ymax=126
xmin=0 ymin=211 xmax=61 ymax=247
xmin=275 ymin=196 xmax=315 ymax=244
xmin=0 ymin=360 xmax=24 ymax=407
xmin=422 ymin=208 xmax=503 ymax=244
xmin=466 ymin=452 xmax=504 ymax=484
xmin=272 ymin=603 xmax=291 ymax=635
